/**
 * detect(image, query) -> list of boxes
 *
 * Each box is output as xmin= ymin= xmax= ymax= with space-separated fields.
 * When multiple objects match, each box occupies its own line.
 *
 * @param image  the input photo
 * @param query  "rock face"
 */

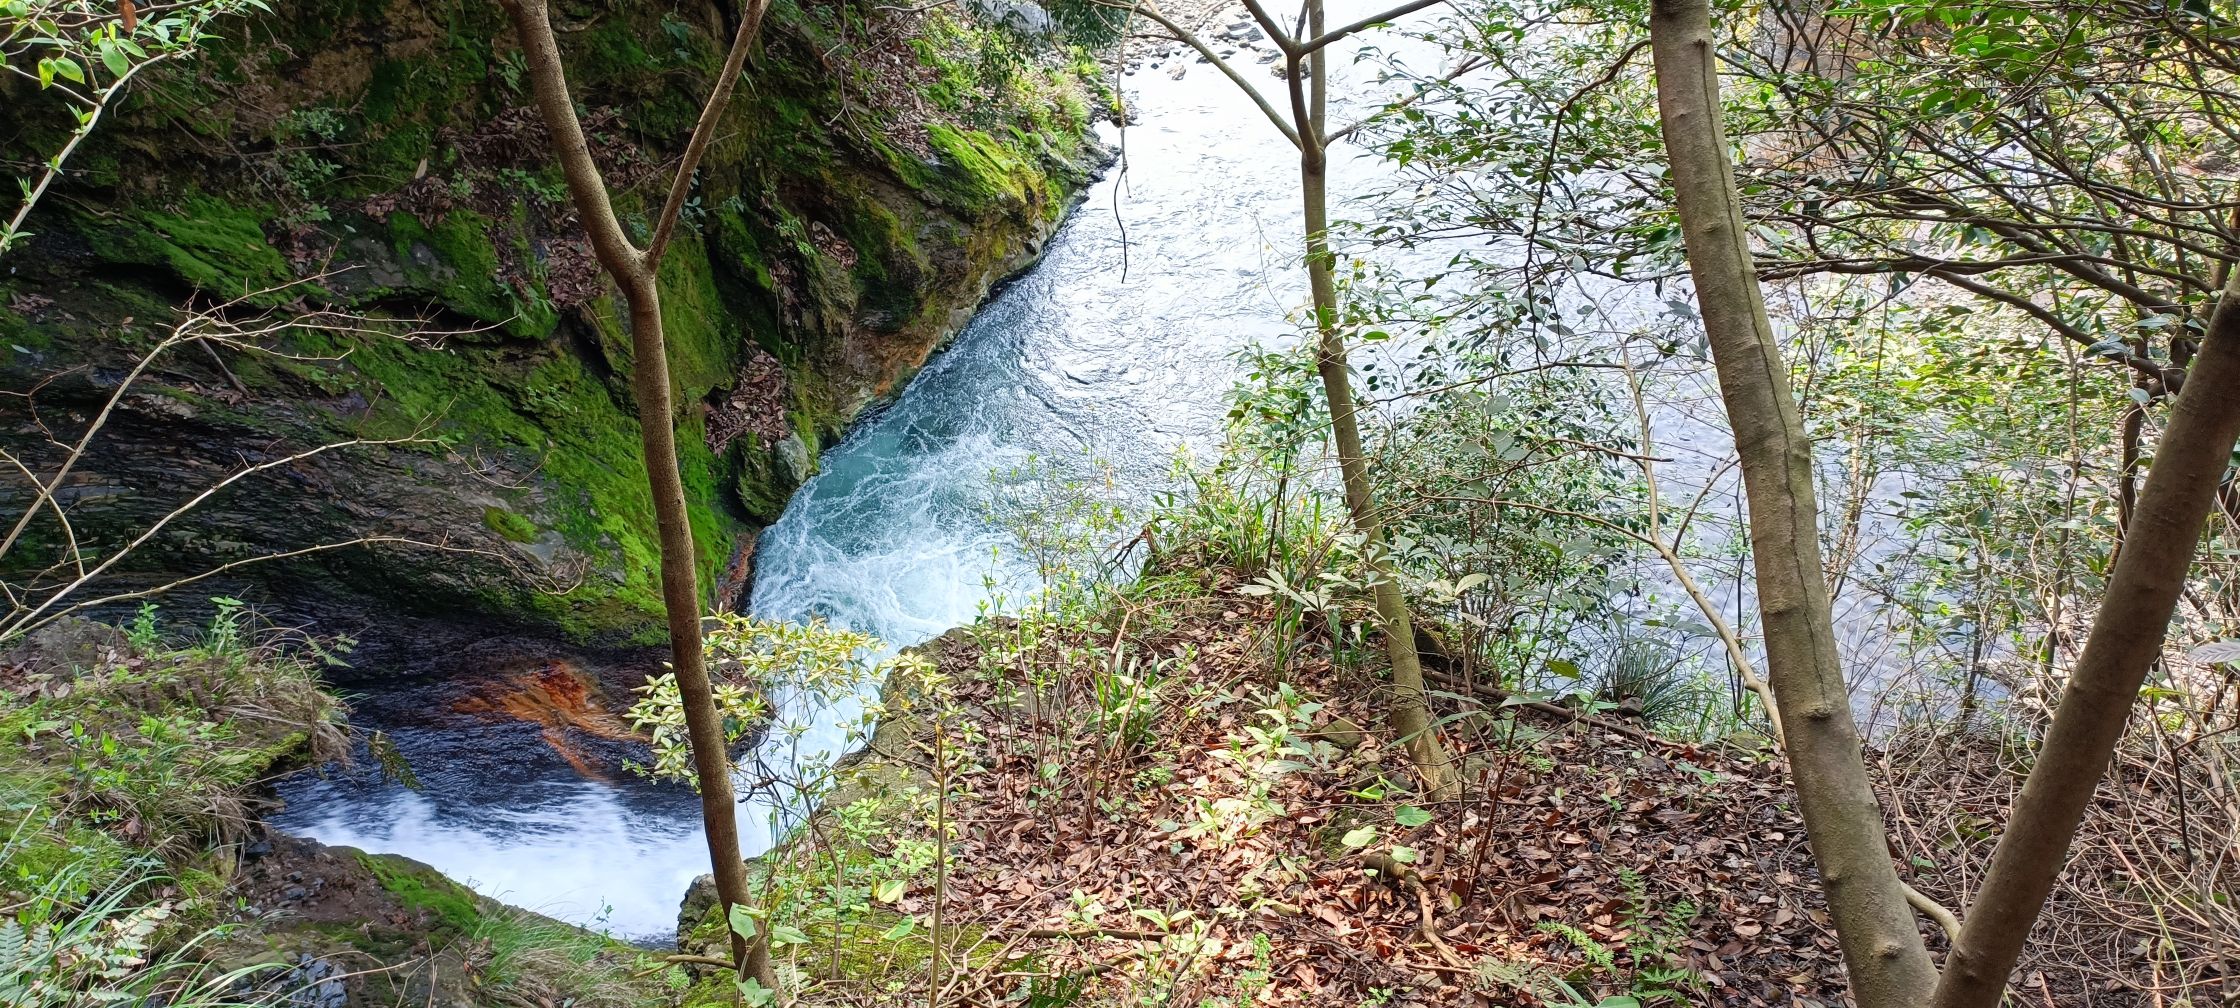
xmin=0 ymin=0 xmax=1107 ymax=674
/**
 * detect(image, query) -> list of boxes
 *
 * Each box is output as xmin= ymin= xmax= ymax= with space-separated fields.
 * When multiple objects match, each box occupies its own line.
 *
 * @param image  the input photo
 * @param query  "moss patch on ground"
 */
xmin=0 ymin=615 xmax=341 ymax=908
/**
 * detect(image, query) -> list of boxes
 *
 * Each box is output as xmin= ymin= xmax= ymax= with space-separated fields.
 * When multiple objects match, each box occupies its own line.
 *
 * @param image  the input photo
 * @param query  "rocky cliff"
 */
xmin=0 ymin=0 xmax=1107 ymax=674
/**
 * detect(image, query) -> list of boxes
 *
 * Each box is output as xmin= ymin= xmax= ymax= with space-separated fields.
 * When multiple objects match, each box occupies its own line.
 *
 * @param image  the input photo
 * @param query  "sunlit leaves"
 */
xmin=622 ymin=614 xmax=933 ymax=788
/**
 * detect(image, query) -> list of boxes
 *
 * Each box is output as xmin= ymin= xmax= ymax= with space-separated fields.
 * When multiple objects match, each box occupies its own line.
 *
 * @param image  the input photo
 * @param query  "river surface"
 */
xmin=271 ymin=24 xmax=1420 ymax=942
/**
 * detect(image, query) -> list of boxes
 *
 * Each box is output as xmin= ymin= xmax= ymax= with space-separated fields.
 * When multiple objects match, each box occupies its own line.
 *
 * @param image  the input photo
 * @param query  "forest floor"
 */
xmin=907 ymin=609 xmax=1857 ymax=1008
xmin=746 ymin=561 xmax=2231 ymax=1008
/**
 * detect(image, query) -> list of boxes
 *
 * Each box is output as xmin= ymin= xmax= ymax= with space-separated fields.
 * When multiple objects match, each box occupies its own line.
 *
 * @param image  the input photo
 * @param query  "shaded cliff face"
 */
xmin=0 ymin=0 xmax=1107 ymax=673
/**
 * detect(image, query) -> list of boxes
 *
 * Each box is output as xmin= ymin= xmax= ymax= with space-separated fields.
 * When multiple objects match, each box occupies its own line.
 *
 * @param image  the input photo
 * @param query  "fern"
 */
xmin=1537 ymin=920 xmax=1617 ymax=972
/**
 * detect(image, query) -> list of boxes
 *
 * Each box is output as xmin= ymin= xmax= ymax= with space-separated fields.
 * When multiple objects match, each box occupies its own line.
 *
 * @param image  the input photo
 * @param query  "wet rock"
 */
xmin=968 ymin=0 xmax=1055 ymax=35
xmin=678 ymin=870 xmax=725 ymax=954
xmin=282 ymin=954 xmax=348 ymax=1008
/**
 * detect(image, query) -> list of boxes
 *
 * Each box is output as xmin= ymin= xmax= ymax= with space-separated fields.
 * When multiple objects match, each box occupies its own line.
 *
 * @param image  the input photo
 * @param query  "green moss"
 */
xmin=388 ymin=209 xmax=556 ymax=338
xmin=0 ymin=298 xmax=49 ymax=351
xmin=85 ymin=194 xmax=295 ymax=300
xmin=1 ymin=0 xmax=1102 ymax=651
xmin=356 ymin=851 xmax=485 ymax=936
xmin=655 ymin=232 xmax=743 ymax=395
xmin=285 ymin=324 xmax=736 ymax=642
xmin=828 ymin=188 xmax=925 ymax=325
xmin=363 ymin=59 xmax=414 ymax=123
xmin=573 ymin=16 xmax=659 ymax=84
xmin=0 ymin=768 xmax=135 ymax=906
xmin=0 ymin=627 xmax=337 ymax=909
xmin=483 ymin=506 xmax=539 ymax=543
xmin=935 ymin=124 xmax=1035 ymax=206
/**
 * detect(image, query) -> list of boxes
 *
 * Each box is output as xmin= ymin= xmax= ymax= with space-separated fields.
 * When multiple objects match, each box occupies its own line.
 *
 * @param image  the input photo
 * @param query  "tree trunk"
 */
xmin=498 ymin=0 xmax=770 ymax=987
xmin=1930 ymin=277 xmax=2240 ymax=1008
xmin=1286 ymin=0 xmax=1456 ymax=799
xmin=1647 ymin=0 xmax=1937 ymax=1003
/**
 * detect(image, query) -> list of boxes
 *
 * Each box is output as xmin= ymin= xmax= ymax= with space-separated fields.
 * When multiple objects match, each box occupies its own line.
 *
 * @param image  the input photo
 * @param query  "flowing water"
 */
xmin=271 ymin=33 xmax=1414 ymax=942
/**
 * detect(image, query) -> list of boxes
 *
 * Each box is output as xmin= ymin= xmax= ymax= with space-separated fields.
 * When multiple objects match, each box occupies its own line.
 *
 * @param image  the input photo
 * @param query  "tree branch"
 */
xmin=1925 ymin=269 xmax=2164 ymax=383
xmin=645 ymin=0 xmax=772 ymax=268
xmin=1296 ymin=0 xmax=1448 ymax=56
xmin=1107 ymin=0 xmax=1302 ymax=148
xmin=500 ymin=0 xmax=647 ymax=279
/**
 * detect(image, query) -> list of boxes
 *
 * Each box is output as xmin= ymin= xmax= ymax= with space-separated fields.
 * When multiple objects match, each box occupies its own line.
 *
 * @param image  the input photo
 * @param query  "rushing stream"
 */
xmin=271 ymin=30 xmax=1408 ymax=941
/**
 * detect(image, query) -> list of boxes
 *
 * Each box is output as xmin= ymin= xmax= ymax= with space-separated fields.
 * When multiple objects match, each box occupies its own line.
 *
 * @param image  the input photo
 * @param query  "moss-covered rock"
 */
xmin=0 ymin=0 xmax=1108 ymax=673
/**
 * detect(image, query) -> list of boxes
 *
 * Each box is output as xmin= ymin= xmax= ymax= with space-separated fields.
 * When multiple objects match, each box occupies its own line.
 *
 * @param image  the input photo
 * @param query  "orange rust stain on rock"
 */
xmin=453 ymin=663 xmax=641 ymax=779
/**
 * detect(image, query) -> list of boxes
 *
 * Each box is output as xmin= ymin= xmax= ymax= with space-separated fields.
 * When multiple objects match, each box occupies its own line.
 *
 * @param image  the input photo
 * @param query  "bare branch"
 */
xmin=645 ymin=0 xmax=774 ymax=268
xmin=1296 ymin=0 xmax=1448 ymax=56
xmin=2 ymin=435 xmax=442 ymax=638
xmin=1925 ymin=269 xmax=2164 ymax=383
xmin=1104 ymin=0 xmax=1302 ymax=149
xmin=1326 ymin=53 xmax=1488 ymax=145
xmin=13 ymin=535 xmax=510 ymax=640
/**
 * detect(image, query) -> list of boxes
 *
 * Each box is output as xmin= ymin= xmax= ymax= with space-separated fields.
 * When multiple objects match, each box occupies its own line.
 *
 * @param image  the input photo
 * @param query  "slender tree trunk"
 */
xmin=1285 ymin=0 xmax=1456 ymax=799
xmin=1127 ymin=0 xmax=1453 ymax=794
xmin=1301 ymin=151 xmax=1455 ymax=797
xmin=1930 ymin=276 xmax=2240 ymax=1008
xmin=1647 ymin=0 xmax=1937 ymax=1003
xmin=499 ymin=0 xmax=771 ymax=987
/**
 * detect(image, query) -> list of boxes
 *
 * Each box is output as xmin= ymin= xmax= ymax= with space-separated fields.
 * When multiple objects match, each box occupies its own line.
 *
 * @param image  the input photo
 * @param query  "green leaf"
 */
xmin=1394 ymin=805 xmax=1432 ymax=829
xmin=1341 ymin=825 xmax=1378 ymax=848
xmin=874 ymin=879 xmax=907 ymax=904
xmin=735 ymin=978 xmax=777 ymax=1007
xmin=881 ymin=918 xmax=918 ymax=940
xmin=725 ymin=905 xmax=759 ymax=940
xmin=1390 ymin=845 xmax=1419 ymax=863
xmin=100 ymin=42 xmax=129 ymax=78
xmin=770 ymin=924 xmax=811 ymax=946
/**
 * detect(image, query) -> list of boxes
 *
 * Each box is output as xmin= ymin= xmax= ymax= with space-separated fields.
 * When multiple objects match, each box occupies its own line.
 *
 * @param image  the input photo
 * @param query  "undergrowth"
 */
xmin=0 ymin=603 xmax=343 ymax=904
xmin=0 ymin=604 xmax=344 ymax=1006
